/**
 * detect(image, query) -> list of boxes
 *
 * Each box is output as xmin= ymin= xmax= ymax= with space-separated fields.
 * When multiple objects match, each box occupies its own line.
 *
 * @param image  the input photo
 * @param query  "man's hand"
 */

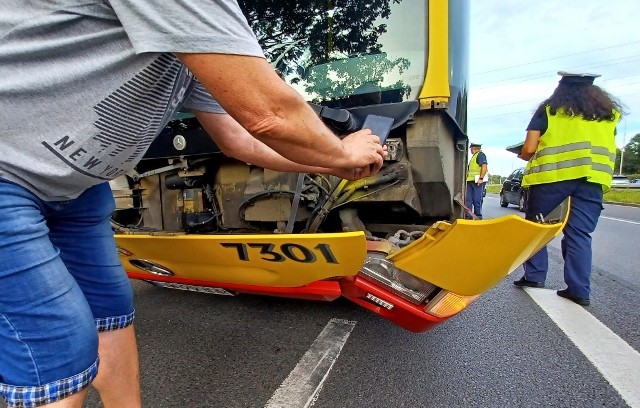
xmin=340 ymin=129 xmax=388 ymax=176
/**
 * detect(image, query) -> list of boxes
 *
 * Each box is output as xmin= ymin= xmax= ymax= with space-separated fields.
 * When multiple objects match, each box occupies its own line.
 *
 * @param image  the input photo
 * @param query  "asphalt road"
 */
xmin=4 ymin=196 xmax=638 ymax=408
xmin=86 ymin=195 xmax=639 ymax=407
xmin=496 ymin=194 xmax=640 ymax=289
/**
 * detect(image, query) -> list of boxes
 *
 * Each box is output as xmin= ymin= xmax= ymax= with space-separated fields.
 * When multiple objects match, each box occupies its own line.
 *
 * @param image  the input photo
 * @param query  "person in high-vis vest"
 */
xmin=465 ymin=142 xmax=488 ymax=219
xmin=513 ymin=71 xmax=623 ymax=306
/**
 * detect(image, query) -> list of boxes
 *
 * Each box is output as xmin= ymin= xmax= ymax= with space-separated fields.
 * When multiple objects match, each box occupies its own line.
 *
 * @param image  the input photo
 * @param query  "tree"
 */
xmin=237 ymin=0 xmax=410 ymax=104
xmin=302 ymin=53 xmax=410 ymax=103
xmin=615 ymin=133 xmax=640 ymax=174
xmin=624 ymin=133 xmax=640 ymax=173
xmin=489 ymin=174 xmax=503 ymax=185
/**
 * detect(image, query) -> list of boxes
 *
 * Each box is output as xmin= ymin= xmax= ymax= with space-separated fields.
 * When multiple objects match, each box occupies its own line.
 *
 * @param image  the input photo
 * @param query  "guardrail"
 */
xmin=611 ymin=184 xmax=640 ymax=189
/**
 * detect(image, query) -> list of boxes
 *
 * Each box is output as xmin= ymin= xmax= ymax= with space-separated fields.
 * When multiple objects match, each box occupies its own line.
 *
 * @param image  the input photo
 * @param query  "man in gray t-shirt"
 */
xmin=0 ymin=1 xmax=387 ymax=407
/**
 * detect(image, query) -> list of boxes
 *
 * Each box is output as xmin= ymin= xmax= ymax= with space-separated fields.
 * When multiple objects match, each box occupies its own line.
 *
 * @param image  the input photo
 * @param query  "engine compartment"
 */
xmin=110 ymin=104 xmax=466 ymax=244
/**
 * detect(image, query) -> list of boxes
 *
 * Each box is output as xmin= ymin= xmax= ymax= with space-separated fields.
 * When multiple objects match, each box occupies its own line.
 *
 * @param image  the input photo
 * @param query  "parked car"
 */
xmin=611 ymin=175 xmax=630 ymax=186
xmin=500 ymin=168 xmax=528 ymax=212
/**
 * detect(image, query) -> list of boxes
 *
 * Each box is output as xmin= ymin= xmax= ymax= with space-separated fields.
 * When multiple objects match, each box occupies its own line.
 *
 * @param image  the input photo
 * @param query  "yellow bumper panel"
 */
xmin=116 ymin=231 xmax=367 ymax=287
xmin=388 ymin=215 xmax=565 ymax=296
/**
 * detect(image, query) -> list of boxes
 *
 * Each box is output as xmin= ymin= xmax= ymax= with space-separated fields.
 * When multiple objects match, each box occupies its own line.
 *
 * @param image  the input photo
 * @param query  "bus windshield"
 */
xmin=238 ymin=0 xmax=427 ymax=108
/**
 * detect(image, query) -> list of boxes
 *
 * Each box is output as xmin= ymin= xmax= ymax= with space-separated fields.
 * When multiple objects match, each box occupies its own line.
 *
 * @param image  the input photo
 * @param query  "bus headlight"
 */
xmin=359 ymin=253 xmax=438 ymax=304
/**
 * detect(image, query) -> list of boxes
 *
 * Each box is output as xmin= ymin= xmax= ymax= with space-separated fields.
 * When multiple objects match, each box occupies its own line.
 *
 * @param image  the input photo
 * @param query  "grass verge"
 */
xmin=605 ymin=188 xmax=640 ymax=205
xmin=484 ymin=185 xmax=640 ymax=205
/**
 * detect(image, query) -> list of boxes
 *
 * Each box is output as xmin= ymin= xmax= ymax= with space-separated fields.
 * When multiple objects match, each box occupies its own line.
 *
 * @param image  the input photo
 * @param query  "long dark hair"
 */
xmin=534 ymin=82 xmax=623 ymax=121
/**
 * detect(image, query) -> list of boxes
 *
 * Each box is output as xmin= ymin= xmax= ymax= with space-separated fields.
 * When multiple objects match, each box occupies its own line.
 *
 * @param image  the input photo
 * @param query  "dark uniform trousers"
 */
xmin=465 ymin=181 xmax=484 ymax=219
xmin=523 ymin=178 xmax=603 ymax=299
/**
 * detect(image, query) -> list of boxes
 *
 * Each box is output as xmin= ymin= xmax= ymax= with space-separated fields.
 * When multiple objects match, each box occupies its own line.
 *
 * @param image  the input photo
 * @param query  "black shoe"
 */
xmin=557 ymin=289 xmax=590 ymax=306
xmin=513 ymin=277 xmax=544 ymax=288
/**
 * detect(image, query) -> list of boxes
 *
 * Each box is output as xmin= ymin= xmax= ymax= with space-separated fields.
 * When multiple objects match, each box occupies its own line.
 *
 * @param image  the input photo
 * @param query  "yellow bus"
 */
xmin=111 ymin=0 xmax=567 ymax=332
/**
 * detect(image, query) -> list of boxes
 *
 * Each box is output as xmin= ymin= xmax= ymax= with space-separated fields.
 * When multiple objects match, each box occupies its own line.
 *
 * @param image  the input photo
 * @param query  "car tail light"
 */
xmin=424 ymin=291 xmax=478 ymax=318
xmin=359 ymin=253 xmax=439 ymax=304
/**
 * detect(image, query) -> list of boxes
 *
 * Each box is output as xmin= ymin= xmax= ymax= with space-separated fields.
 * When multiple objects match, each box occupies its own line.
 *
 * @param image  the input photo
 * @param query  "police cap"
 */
xmin=558 ymin=71 xmax=601 ymax=85
xmin=469 ymin=142 xmax=482 ymax=148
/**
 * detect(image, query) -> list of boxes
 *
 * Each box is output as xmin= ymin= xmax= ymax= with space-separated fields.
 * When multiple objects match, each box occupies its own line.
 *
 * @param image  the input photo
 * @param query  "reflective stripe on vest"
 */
xmin=522 ymin=107 xmax=619 ymax=191
xmin=467 ymin=152 xmax=481 ymax=181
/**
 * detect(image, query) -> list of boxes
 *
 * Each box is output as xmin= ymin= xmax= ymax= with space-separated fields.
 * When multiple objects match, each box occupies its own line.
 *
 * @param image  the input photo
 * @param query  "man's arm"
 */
xmin=193 ymin=110 xmax=379 ymax=180
xmin=176 ymin=53 xmax=385 ymax=173
xmin=477 ymin=163 xmax=488 ymax=185
xmin=518 ymin=130 xmax=540 ymax=161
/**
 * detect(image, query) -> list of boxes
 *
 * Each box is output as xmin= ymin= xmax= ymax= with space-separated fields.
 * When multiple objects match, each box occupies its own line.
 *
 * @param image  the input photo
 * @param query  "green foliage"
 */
xmin=615 ymin=133 xmax=640 ymax=174
xmin=485 ymin=184 xmax=501 ymax=194
xmin=604 ymin=189 xmax=640 ymax=204
xmin=488 ymin=174 xmax=504 ymax=185
xmin=486 ymin=185 xmax=640 ymax=204
xmin=237 ymin=0 xmax=410 ymax=103
xmin=303 ymin=54 xmax=410 ymax=102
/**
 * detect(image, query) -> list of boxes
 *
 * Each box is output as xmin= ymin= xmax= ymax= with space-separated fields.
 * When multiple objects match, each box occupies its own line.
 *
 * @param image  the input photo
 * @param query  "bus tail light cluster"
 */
xmin=359 ymin=253 xmax=478 ymax=317
xmin=359 ymin=253 xmax=438 ymax=304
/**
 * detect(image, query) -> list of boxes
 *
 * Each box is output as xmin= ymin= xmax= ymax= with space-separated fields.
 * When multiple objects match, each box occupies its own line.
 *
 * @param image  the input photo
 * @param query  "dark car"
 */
xmin=500 ymin=168 xmax=528 ymax=212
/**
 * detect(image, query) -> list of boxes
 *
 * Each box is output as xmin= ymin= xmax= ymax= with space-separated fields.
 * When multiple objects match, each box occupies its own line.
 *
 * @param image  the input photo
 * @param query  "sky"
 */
xmin=468 ymin=1 xmax=640 ymax=177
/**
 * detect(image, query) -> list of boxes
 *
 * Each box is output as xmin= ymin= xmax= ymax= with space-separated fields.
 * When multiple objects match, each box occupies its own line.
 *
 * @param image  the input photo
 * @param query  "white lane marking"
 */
xmin=601 ymin=216 xmax=640 ymax=225
xmin=525 ymin=288 xmax=640 ymax=407
xmin=265 ymin=318 xmax=356 ymax=408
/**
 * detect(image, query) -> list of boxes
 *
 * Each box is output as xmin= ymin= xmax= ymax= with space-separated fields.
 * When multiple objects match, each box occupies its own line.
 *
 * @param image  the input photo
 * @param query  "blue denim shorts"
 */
xmin=0 ymin=179 xmax=135 ymax=407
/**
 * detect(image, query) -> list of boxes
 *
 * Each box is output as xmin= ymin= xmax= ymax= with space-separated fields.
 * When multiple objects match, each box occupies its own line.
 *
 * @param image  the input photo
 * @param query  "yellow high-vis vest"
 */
xmin=523 ymin=107 xmax=620 ymax=192
xmin=467 ymin=152 xmax=481 ymax=182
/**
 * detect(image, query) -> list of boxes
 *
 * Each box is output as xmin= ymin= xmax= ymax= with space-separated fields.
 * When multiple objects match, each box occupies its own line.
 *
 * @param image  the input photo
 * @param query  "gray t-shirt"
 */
xmin=0 ymin=0 xmax=264 ymax=200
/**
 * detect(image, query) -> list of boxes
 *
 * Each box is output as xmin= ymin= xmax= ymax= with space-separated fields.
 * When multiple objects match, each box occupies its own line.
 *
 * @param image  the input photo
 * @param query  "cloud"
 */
xmin=480 ymin=147 xmax=524 ymax=179
xmin=468 ymin=0 xmax=640 ymax=172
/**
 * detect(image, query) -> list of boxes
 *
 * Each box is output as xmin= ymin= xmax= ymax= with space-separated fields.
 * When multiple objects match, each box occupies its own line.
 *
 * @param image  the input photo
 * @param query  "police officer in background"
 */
xmin=513 ymin=71 xmax=623 ymax=306
xmin=465 ymin=142 xmax=488 ymax=219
